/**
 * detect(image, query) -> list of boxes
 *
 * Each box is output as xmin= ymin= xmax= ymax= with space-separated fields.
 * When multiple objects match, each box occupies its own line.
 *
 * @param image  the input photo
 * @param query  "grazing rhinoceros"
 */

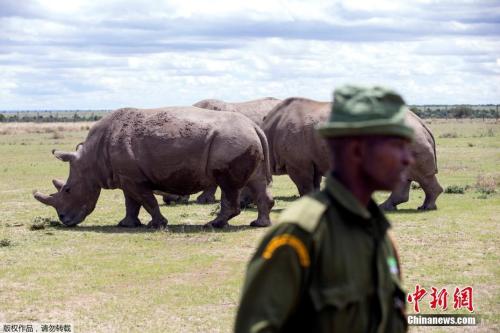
xmin=163 ymin=97 xmax=282 ymax=205
xmin=262 ymin=97 xmax=443 ymax=210
xmin=33 ymin=107 xmax=274 ymax=228
xmin=193 ymin=97 xmax=282 ymax=127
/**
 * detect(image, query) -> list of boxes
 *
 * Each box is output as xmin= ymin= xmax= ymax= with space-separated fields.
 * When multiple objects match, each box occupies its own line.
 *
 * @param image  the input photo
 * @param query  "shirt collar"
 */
xmin=325 ymin=174 xmax=372 ymax=219
xmin=325 ymin=173 xmax=391 ymax=237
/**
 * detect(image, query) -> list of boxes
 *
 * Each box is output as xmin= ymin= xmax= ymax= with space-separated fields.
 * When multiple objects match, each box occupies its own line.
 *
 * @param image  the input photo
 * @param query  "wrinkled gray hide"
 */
xmin=262 ymin=97 xmax=443 ymax=210
xmin=34 ymin=107 xmax=274 ymax=228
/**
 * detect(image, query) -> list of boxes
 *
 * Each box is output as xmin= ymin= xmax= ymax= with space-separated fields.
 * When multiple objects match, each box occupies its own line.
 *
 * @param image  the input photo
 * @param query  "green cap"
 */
xmin=317 ymin=85 xmax=414 ymax=140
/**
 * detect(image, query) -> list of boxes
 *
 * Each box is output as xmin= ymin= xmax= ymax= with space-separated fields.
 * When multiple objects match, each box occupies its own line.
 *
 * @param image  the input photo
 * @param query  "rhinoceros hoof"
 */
xmin=197 ymin=197 xmax=216 ymax=204
xmin=204 ymin=219 xmax=228 ymax=229
xmin=418 ymin=204 xmax=437 ymax=211
xmin=250 ymin=219 xmax=271 ymax=228
xmin=118 ymin=217 xmax=143 ymax=228
xmin=379 ymin=203 xmax=397 ymax=211
xmin=147 ymin=218 xmax=168 ymax=229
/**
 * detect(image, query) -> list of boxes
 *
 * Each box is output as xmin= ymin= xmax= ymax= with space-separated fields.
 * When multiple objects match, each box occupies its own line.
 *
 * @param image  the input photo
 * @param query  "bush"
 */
xmin=444 ymin=185 xmax=469 ymax=194
xmin=411 ymin=183 xmax=421 ymax=190
xmin=0 ymin=238 xmax=12 ymax=247
xmin=30 ymin=222 xmax=46 ymax=230
xmin=450 ymin=106 xmax=474 ymax=119
xmin=30 ymin=216 xmax=60 ymax=230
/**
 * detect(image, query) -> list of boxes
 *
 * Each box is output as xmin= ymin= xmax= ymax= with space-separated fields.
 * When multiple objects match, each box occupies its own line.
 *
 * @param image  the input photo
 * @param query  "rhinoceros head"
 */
xmin=33 ymin=145 xmax=101 ymax=226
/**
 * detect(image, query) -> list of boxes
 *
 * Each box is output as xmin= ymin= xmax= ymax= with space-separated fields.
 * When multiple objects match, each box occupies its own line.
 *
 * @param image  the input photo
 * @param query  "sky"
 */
xmin=0 ymin=0 xmax=499 ymax=110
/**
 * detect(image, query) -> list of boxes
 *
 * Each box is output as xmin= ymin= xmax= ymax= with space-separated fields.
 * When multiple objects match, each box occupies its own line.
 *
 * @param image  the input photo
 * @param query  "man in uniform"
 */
xmin=234 ymin=85 xmax=414 ymax=333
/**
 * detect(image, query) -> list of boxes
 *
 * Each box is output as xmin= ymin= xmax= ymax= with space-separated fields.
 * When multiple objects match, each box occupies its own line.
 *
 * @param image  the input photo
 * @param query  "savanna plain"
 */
xmin=0 ymin=119 xmax=498 ymax=332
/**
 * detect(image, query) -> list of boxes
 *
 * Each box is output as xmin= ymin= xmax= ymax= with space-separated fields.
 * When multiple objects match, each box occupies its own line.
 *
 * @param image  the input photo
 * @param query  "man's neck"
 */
xmin=332 ymin=170 xmax=374 ymax=207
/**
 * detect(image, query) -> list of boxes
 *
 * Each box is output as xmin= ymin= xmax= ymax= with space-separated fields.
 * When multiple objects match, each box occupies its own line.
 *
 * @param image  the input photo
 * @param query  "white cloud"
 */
xmin=341 ymin=0 xmax=406 ymax=12
xmin=37 ymin=0 xmax=85 ymax=13
xmin=0 ymin=0 xmax=499 ymax=109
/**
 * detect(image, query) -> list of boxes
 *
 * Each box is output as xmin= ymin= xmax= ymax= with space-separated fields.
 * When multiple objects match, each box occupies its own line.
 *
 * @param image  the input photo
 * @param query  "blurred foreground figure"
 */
xmin=235 ymin=85 xmax=414 ymax=333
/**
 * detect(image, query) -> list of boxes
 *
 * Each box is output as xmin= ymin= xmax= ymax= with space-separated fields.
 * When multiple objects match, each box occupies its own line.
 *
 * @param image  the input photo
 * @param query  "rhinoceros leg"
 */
xmin=196 ymin=186 xmax=217 ymax=204
xmin=379 ymin=180 xmax=411 ymax=211
xmin=239 ymin=186 xmax=255 ymax=208
xmin=143 ymin=193 xmax=168 ymax=229
xmin=125 ymin=187 xmax=168 ymax=229
xmin=205 ymin=186 xmax=241 ymax=228
xmin=247 ymin=178 xmax=274 ymax=228
xmin=417 ymin=174 xmax=443 ymax=210
xmin=118 ymin=193 xmax=143 ymax=228
xmin=287 ymin=165 xmax=316 ymax=196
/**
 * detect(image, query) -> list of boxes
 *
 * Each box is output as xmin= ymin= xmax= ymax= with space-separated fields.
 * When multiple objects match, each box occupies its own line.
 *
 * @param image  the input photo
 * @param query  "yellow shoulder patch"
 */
xmin=262 ymin=234 xmax=310 ymax=267
xmin=277 ymin=196 xmax=327 ymax=233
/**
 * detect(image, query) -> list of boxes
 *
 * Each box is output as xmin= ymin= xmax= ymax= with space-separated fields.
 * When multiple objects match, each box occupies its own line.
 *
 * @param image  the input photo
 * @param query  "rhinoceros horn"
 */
xmin=33 ymin=190 xmax=55 ymax=206
xmin=52 ymin=149 xmax=77 ymax=162
xmin=52 ymin=179 xmax=65 ymax=191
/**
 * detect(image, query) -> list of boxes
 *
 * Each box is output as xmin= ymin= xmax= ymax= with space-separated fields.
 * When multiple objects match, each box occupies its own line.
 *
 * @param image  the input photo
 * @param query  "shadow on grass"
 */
xmin=158 ymin=196 xmax=298 ymax=209
xmin=274 ymin=195 xmax=300 ymax=202
xmin=160 ymin=199 xmax=221 ymax=207
xmin=238 ymin=206 xmax=284 ymax=214
xmin=44 ymin=223 xmax=256 ymax=234
xmin=384 ymin=208 xmax=429 ymax=214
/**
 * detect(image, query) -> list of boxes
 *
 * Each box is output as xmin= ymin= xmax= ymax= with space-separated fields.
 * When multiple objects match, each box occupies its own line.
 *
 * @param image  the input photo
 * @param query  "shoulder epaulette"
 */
xmin=277 ymin=194 xmax=328 ymax=233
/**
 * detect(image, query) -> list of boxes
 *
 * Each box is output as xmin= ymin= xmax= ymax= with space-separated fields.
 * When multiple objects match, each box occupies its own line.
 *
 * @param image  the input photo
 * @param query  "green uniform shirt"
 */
xmin=235 ymin=175 xmax=407 ymax=333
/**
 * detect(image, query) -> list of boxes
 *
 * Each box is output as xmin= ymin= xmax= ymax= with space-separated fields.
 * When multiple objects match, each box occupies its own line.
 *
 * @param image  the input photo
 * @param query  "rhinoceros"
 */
xmin=162 ymin=97 xmax=282 ymax=205
xmin=33 ymin=107 xmax=274 ymax=228
xmin=193 ymin=97 xmax=282 ymax=127
xmin=262 ymin=97 xmax=443 ymax=210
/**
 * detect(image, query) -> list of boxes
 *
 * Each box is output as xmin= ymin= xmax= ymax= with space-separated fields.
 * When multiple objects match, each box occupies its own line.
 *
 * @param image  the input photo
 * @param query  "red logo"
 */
xmin=430 ymin=287 xmax=448 ymax=310
xmin=407 ymin=286 xmax=474 ymax=313
xmin=453 ymin=287 xmax=474 ymax=312
xmin=407 ymin=284 xmax=427 ymax=313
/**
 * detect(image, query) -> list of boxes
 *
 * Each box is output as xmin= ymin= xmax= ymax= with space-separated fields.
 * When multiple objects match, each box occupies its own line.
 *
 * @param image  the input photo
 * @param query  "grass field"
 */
xmin=0 ymin=119 xmax=498 ymax=332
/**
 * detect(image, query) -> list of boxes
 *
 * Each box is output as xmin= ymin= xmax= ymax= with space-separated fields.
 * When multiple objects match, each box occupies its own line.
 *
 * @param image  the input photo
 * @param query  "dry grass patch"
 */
xmin=475 ymin=174 xmax=497 ymax=195
xmin=439 ymin=131 xmax=460 ymax=138
xmin=0 ymin=122 xmax=95 ymax=135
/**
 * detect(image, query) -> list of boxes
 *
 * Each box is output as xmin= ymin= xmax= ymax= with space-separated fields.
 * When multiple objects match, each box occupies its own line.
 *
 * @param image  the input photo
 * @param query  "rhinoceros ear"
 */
xmin=52 ymin=149 xmax=77 ymax=162
xmin=52 ymin=179 xmax=65 ymax=191
xmin=33 ymin=190 xmax=55 ymax=206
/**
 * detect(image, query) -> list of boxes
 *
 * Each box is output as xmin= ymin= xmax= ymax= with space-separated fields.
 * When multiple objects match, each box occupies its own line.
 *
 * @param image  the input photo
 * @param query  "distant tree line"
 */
xmin=409 ymin=105 xmax=499 ymax=120
xmin=0 ymin=111 xmax=105 ymax=123
xmin=0 ymin=106 xmax=498 ymax=122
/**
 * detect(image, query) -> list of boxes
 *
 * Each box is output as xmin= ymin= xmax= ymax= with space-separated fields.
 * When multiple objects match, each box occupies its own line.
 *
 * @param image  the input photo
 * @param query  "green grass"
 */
xmin=0 ymin=120 xmax=499 ymax=332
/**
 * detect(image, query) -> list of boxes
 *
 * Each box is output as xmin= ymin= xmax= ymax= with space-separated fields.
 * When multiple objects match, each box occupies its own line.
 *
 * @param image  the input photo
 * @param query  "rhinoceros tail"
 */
xmin=255 ymin=126 xmax=272 ymax=184
xmin=422 ymin=119 xmax=438 ymax=173
xmin=410 ymin=111 xmax=438 ymax=174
